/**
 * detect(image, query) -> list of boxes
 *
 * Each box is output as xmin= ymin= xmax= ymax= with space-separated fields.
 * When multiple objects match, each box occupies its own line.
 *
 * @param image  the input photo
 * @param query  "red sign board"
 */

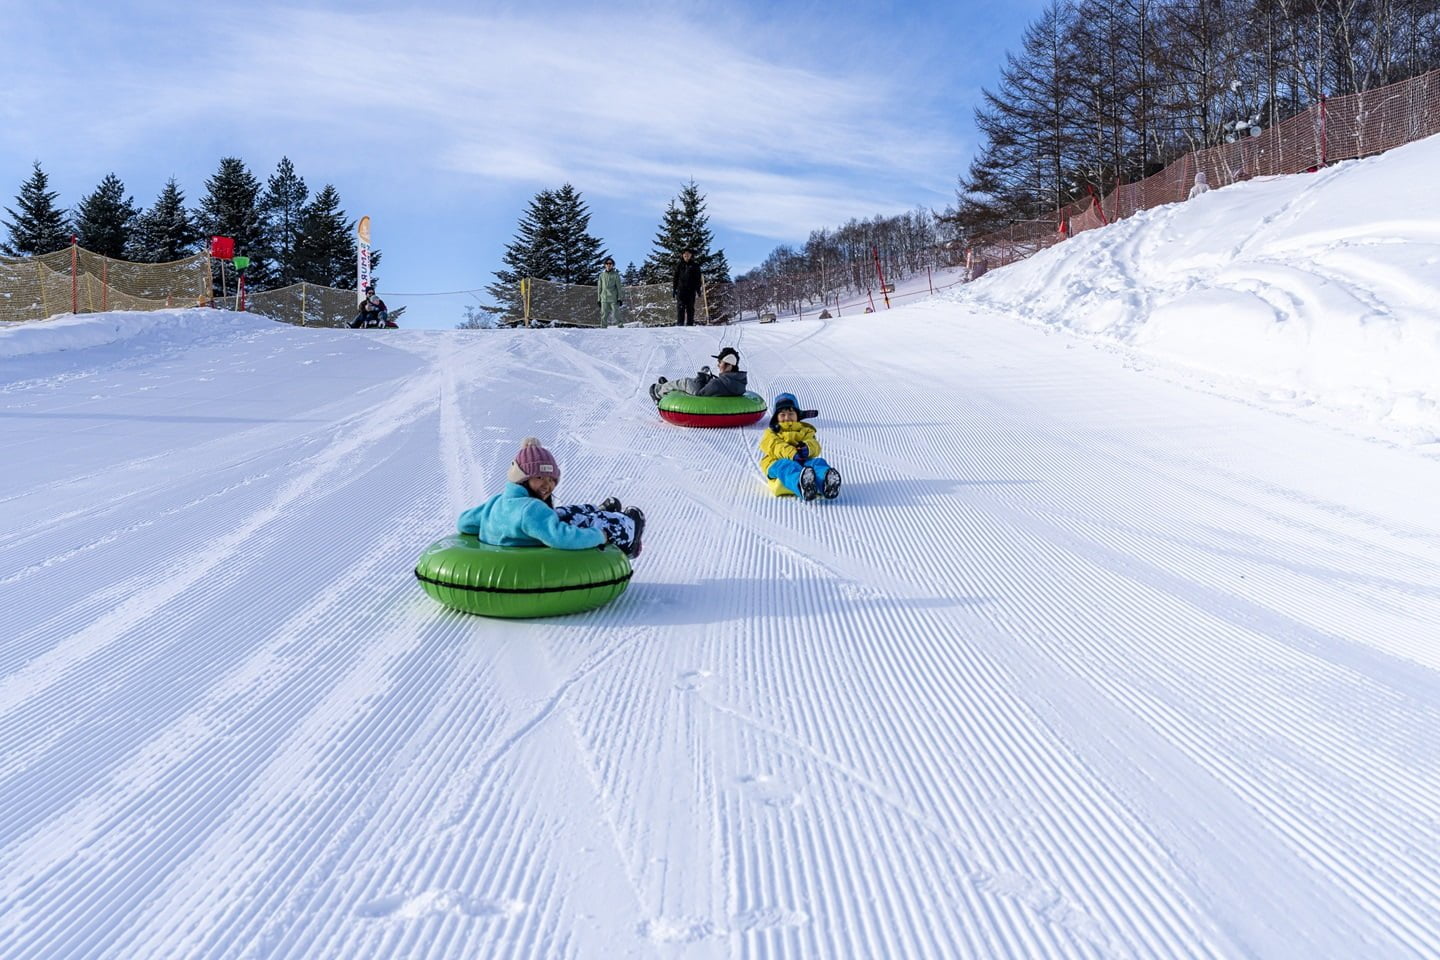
xmin=210 ymin=236 xmax=235 ymax=260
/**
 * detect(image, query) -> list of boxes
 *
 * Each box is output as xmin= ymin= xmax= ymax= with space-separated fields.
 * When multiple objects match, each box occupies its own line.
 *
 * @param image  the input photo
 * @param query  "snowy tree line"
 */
xmin=474 ymin=180 xmax=731 ymax=326
xmin=950 ymin=0 xmax=1440 ymax=236
xmin=0 ymin=157 xmax=374 ymax=291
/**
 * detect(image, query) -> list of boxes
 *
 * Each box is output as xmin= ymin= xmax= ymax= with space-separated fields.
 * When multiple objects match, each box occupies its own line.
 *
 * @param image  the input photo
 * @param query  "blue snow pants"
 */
xmin=766 ymin=457 xmax=833 ymax=497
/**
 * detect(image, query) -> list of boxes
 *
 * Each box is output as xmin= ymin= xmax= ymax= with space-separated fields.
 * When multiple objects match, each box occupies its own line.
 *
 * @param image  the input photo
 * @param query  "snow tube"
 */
xmin=658 ymin=391 xmax=767 ymax=428
xmin=414 ymin=534 xmax=632 ymax=618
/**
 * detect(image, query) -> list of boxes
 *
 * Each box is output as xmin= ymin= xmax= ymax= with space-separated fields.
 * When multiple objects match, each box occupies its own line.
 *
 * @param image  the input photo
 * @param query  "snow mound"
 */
xmin=955 ymin=132 xmax=1440 ymax=441
xmin=0 ymin=308 xmax=275 ymax=360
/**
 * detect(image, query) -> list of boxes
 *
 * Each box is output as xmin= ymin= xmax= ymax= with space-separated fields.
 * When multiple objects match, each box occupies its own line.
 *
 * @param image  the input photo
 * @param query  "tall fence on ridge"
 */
xmin=966 ymin=66 xmax=1440 ymax=275
xmin=517 ymin=248 xmax=969 ymax=327
xmin=516 ymin=278 xmax=706 ymax=327
xmin=212 ymin=282 xmax=362 ymax=327
xmin=0 ymin=247 xmax=211 ymax=323
xmin=0 ymin=241 xmax=361 ymax=327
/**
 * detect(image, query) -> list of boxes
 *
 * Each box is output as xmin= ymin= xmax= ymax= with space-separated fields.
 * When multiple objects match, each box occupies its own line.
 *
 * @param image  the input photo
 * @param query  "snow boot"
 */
xmin=623 ymin=507 xmax=646 ymax=558
xmin=600 ymin=497 xmax=622 ymax=514
xmin=798 ymin=465 xmax=819 ymax=501
xmin=822 ymin=468 xmax=842 ymax=500
xmin=649 ymin=377 xmax=668 ymax=405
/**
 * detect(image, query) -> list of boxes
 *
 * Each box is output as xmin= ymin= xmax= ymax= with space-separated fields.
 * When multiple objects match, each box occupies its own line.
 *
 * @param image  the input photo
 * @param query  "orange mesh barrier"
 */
xmin=0 ymin=246 xmax=211 ymax=322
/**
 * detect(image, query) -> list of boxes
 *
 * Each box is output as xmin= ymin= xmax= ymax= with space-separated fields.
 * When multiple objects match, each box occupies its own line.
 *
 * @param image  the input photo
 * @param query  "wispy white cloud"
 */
xmin=0 ymin=6 xmax=962 ymax=241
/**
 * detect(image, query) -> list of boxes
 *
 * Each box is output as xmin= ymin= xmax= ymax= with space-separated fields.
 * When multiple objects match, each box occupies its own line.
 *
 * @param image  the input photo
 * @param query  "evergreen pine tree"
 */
xmin=1 ymin=161 xmax=71 ymax=257
xmin=292 ymin=185 xmax=357 ymax=288
xmin=548 ymin=183 xmax=607 ymax=285
xmin=196 ymin=157 xmax=268 ymax=286
xmin=73 ymin=173 xmax=139 ymax=259
xmin=642 ymin=180 xmax=730 ymax=285
xmin=485 ymin=189 xmax=563 ymax=318
xmin=127 ymin=178 xmax=201 ymax=262
xmin=260 ymin=157 xmax=309 ymax=287
xmin=622 ymin=262 xmax=641 ymax=285
xmin=485 ymin=185 xmax=609 ymax=319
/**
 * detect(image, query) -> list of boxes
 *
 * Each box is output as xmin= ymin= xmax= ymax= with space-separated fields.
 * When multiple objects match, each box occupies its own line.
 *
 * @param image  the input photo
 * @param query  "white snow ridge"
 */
xmin=3 ymin=138 xmax=1440 ymax=959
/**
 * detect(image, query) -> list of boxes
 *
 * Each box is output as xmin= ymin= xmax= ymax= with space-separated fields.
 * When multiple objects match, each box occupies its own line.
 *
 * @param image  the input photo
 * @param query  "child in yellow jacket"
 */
xmin=759 ymin=392 xmax=841 ymax=500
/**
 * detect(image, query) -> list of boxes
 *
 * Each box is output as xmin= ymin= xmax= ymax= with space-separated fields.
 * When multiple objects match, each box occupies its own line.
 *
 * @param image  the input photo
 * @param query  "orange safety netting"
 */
xmin=213 ymin=283 xmax=362 ymax=328
xmin=0 ymin=243 xmax=364 ymax=328
xmin=0 ymin=247 xmax=212 ymax=323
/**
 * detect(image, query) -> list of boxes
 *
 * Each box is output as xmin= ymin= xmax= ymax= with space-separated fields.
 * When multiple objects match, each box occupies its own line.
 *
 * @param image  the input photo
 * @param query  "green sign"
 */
xmin=232 ymin=256 xmax=251 ymax=271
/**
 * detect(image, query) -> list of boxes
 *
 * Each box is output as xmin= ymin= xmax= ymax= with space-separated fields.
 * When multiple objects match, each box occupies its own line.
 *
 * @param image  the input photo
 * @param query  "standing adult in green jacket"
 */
xmin=597 ymin=257 xmax=624 ymax=326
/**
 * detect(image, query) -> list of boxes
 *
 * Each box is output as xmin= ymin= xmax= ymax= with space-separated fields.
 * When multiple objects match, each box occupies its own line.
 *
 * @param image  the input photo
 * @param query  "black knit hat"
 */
xmin=712 ymin=347 xmax=740 ymax=366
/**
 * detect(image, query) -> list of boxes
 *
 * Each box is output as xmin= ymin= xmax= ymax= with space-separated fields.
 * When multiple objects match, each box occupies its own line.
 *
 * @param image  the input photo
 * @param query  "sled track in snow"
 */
xmin=2 ymin=317 xmax=1439 ymax=958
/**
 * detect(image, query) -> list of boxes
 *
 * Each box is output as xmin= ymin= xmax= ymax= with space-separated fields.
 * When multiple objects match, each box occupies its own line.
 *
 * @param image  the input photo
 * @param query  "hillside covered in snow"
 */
xmin=960 ymin=132 xmax=1440 ymax=447
xmin=3 ymin=141 xmax=1440 ymax=959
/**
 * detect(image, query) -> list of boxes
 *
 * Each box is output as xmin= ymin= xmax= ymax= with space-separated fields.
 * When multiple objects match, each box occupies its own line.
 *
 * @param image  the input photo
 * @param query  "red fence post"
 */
xmin=1320 ymin=94 xmax=1328 ymax=166
xmin=1087 ymin=184 xmax=1109 ymax=226
xmin=872 ymin=245 xmax=890 ymax=308
xmin=70 ymin=235 xmax=78 ymax=314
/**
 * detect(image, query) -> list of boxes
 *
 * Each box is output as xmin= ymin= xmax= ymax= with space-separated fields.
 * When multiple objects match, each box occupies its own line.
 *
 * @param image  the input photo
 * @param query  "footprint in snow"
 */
xmin=738 ymin=773 xmax=802 ymax=810
xmin=674 ymin=669 xmax=712 ymax=692
xmin=637 ymin=916 xmax=719 ymax=943
xmin=355 ymin=890 xmax=525 ymax=921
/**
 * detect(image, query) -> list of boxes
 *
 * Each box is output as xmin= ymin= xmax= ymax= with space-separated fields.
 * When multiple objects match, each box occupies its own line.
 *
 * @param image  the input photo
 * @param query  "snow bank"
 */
xmin=0 ymin=308 xmax=274 ymax=360
xmin=956 ymin=132 xmax=1440 ymax=442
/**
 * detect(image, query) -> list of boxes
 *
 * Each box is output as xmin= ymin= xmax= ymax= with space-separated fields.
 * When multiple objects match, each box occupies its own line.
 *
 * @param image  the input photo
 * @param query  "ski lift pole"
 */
xmin=872 ymin=245 xmax=890 ymax=308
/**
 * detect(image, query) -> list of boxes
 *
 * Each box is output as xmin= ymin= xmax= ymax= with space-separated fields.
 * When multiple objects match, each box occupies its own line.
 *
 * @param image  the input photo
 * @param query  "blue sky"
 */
xmin=0 ymin=0 xmax=1046 ymax=327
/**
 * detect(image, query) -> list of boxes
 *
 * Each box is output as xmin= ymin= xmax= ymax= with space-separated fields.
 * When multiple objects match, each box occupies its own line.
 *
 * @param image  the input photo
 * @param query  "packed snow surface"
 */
xmin=4 ymin=142 xmax=1440 ymax=958
xmin=4 ymin=305 xmax=1439 ymax=959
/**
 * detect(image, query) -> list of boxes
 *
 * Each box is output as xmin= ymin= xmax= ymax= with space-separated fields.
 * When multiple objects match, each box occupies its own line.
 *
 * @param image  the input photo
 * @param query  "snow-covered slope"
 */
xmin=2 ymin=302 xmax=1439 ymax=958
xmin=958 ymin=133 xmax=1440 ymax=444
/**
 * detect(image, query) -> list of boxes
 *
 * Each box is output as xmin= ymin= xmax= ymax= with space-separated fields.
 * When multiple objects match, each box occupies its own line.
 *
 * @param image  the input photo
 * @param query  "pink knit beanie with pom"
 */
xmin=507 ymin=437 xmax=560 ymax=484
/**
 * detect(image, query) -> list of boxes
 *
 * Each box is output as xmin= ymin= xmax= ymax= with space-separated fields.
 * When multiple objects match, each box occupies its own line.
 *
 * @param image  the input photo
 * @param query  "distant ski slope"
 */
xmin=1 ymin=306 xmax=1439 ymax=958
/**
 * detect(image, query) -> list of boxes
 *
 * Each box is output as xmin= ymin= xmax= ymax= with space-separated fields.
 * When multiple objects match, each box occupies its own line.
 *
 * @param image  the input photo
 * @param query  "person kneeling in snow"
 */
xmin=649 ymin=347 xmax=748 ymax=404
xmin=759 ymin=393 xmax=841 ymax=501
xmin=457 ymin=437 xmax=646 ymax=557
xmin=1187 ymin=171 xmax=1210 ymax=199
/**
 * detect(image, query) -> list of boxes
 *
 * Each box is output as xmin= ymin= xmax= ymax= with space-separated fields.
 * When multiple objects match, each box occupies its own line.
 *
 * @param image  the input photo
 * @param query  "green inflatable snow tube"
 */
xmin=415 ymin=534 xmax=632 ymax=618
xmin=658 ymin=390 xmax=767 ymax=427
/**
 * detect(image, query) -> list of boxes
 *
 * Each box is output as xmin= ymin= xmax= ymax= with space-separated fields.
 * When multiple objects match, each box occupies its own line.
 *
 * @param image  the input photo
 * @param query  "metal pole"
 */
xmin=1320 ymin=94 xmax=1328 ymax=166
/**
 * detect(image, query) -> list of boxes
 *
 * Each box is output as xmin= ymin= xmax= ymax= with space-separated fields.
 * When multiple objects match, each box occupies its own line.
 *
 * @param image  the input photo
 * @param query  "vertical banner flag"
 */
xmin=357 ymin=215 xmax=372 ymax=303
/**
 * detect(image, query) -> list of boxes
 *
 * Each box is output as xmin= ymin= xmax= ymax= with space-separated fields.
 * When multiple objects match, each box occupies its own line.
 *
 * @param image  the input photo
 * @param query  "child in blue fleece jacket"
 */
xmin=457 ymin=437 xmax=646 ymax=557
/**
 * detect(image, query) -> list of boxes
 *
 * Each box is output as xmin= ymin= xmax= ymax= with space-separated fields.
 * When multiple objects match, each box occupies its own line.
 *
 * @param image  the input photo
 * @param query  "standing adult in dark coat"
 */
xmin=672 ymin=248 xmax=703 ymax=326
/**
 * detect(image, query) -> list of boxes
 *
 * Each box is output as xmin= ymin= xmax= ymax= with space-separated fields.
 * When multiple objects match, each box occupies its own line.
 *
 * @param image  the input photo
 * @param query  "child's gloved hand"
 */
xmin=793 ymin=444 xmax=809 ymax=462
